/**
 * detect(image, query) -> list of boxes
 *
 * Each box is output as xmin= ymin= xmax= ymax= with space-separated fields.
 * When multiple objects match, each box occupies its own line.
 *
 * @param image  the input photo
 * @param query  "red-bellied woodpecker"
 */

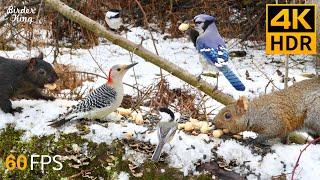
xmin=49 ymin=63 xmax=137 ymax=127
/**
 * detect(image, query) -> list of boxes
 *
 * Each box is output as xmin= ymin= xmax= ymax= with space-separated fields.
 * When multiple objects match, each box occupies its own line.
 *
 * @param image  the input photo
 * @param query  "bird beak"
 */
xmin=188 ymin=20 xmax=195 ymax=28
xmin=125 ymin=62 xmax=138 ymax=70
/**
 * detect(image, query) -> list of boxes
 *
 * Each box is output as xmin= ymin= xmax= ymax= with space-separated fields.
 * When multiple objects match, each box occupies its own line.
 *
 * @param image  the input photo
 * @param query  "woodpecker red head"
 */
xmin=107 ymin=63 xmax=138 ymax=85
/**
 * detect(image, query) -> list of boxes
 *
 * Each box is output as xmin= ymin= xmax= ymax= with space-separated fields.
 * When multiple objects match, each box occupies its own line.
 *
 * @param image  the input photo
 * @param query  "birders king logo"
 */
xmin=6 ymin=5 xmax=36 ymax=24
xmin=266 ymin=4 xmax=317 ymax=54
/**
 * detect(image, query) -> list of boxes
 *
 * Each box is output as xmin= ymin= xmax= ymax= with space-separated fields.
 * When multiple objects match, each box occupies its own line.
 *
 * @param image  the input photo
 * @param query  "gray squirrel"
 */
xmin=0 ymin=53 xmax=58 ymax=114
xmin=214 ymin=77 xmax=320 ymax=143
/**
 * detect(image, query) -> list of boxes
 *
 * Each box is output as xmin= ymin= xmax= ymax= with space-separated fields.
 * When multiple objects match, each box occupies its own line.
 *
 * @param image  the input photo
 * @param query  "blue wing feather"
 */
xmin=196 ymin=40 xmax=245 ymax=91
xmin=196 ymin=41 xmax=229 ymax=66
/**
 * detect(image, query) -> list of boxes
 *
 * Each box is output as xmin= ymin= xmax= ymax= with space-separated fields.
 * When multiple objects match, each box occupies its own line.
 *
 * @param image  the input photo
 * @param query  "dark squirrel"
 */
xmin=0 ymin=52 xmax=58 ymax=114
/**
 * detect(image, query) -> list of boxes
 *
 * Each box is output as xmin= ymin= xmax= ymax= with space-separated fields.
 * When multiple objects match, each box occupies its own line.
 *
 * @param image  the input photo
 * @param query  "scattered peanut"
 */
xmin=184 ymin=122 xmax=194 ymax=132
xmin=124 ymin=132 xmax=133 ymax=140
xmin=200 ymin=124 xmax=210 ymax=133
xmin=178 ymin=124 xmax=185 ymax=130
xmin=44 ymin=83 xmax=57 ymax=90
xmin=117 ymin=108 xmax=132 ymax=117
xmin=212 ymin=129 xmax=224 ymax=138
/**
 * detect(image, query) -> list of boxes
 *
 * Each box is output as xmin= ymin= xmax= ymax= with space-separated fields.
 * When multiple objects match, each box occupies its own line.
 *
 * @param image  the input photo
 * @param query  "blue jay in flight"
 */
xmin=190 ymin=14 xmax=245 ymax=91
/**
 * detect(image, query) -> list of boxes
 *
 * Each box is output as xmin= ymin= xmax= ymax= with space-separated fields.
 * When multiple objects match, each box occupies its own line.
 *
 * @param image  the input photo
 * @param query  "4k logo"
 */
xmin=266 ymin=4 xmax=317 ymax=54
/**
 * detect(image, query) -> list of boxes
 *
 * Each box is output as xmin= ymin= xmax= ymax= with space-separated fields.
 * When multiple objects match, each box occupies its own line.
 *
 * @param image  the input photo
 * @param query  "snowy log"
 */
xmin=44 ymin=0 xmax=235 ymax=105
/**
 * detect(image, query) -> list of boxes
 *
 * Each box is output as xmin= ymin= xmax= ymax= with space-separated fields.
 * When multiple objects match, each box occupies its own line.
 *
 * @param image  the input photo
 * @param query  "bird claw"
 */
xmin=202 ymin=72 xmax=218 ymax=78
xmin=197 ymin=74 xmax=202 ymax=81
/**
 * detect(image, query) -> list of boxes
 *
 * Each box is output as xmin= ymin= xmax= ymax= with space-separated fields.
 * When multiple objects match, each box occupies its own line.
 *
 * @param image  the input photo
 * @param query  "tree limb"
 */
xmin=44 ymin=0 xmax=235 ymax=105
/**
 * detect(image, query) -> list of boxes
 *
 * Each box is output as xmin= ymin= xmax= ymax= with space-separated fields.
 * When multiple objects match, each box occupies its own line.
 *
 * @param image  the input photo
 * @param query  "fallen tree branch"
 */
xmin=44 ymin=0 xmax=235 ymax=105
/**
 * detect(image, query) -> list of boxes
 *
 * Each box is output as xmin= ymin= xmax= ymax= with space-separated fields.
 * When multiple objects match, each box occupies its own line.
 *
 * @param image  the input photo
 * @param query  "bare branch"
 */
xmin=44 ymin=0 xmax=235 ymax=105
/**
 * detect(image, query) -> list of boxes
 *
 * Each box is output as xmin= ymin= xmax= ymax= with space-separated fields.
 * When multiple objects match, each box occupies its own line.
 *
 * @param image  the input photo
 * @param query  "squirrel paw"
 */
xmin=10 ymin=107 xmax=23 ymax=115
xmin=243 ymin=137 xmax=270 ymax=147
xmin=43 ymin=96 xmax=56 ymax=101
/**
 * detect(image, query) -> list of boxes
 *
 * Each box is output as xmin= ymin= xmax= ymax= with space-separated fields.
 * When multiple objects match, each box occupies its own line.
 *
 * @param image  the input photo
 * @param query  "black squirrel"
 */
xmin=0 ymin=52 xmax=58 ymax=114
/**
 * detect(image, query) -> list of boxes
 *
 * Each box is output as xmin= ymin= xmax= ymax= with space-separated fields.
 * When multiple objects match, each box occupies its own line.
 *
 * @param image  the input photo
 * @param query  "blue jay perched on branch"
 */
xmin=183 ymin=14 xmax=245 ymax=91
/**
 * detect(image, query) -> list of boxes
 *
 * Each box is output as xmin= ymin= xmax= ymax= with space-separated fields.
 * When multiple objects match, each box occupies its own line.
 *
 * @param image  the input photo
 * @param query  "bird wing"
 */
xmin=73 ymin=84 xmax=117 ymax=113
xmin=196 ymin=39 xmax=229 ymax=66
xmin=157 ymin=122 xmax=178 ymax=143
xmin=49 ymin=84 xmax=117 ymax=127
xmin=196 ymin=37 xmax=245 ymax=91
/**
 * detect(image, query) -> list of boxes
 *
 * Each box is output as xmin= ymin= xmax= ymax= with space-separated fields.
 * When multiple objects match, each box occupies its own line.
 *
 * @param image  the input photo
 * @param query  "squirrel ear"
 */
xmin=236 ymin=96 xmax=248 ymax=115
xmin=28 ymin=58 xmax=38 ymax=70
xmin=38 ymin=52 xmax=43 ymax=59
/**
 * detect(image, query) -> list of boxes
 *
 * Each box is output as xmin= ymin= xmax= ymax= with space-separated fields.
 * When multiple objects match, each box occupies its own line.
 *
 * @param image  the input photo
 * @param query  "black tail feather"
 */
xmin=49 ymin=118 xmax=70 ymax=128
xmin=49 ymin=109 xmax=74 ymax=128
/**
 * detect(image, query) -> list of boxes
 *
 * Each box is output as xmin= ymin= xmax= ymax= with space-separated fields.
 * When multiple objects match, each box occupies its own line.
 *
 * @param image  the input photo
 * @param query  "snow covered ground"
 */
xmin=0 ymin=27 xmax=319 ymax=179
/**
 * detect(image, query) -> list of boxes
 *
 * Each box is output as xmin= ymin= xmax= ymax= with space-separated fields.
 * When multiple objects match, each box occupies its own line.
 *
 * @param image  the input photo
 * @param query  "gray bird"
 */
xmin=151 ymin=108 xmax=178 ymax=162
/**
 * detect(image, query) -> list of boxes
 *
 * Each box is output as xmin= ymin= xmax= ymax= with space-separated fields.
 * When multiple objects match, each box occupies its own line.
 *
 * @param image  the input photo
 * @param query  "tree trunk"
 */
xmin=44 ymin=0 xmax=235 ymax=105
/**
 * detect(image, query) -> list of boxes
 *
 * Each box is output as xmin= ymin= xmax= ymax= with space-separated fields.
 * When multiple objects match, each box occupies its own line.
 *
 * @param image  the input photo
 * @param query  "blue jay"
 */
xmin=190 ymin=14 xmax=245 ymax=91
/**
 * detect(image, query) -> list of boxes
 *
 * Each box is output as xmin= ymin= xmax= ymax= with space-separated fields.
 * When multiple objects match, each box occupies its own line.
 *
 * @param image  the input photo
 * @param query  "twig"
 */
xmin=131 ymin=85 xmax=154 ymax=111
xmin=251 ymin=60 xmax=280 ymax=90
xmin=291 ymin=136 xmax=320 ymax=180
xmin=87 ymin=49 xmax=108 ymax=77
xmin=133 ymin=0 xmax=148 ymax=26
xmin=264 ymin=80 xmax=272 ymax=94
xmin=240 ymin=8 xmax=266 ymax=43
xmin=126 ymin=33 xmax=140 ymax=97
xmin=134 ymin=0 xmax=163 ymax=78
xmin=284 ymin=55 xmax=289 ymax=88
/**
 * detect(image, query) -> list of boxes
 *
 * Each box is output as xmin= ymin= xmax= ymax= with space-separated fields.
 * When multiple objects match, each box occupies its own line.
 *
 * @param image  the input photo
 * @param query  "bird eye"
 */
xmin=224 ymin=112 xmax=232 ymax=120
xmin=195 ymin=21 xmax=202 ymax=24
xmin=117 ymin=68 xmax=121 ymax=71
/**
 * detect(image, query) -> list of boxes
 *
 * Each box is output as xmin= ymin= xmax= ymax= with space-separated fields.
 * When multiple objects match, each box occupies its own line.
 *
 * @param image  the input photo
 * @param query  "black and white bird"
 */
xmin=49 ymin=63 xmax=137 ymax=127
xmin=105 ymin=9 xmax=123 ymax=31
xmin=151 ymin=108 xmax=178 ymax=162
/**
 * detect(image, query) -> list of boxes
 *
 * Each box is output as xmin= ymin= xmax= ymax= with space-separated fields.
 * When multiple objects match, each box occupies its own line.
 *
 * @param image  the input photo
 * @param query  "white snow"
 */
xmin=84 ymin=123 xmax=147 ymax=144
xmin=0 ymin=26 xmax=319 ymax=179
xmin=118 ymin=171 xmax=130 ymax=180
xmin=123 ymin=147 xmax=148 ymax=166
